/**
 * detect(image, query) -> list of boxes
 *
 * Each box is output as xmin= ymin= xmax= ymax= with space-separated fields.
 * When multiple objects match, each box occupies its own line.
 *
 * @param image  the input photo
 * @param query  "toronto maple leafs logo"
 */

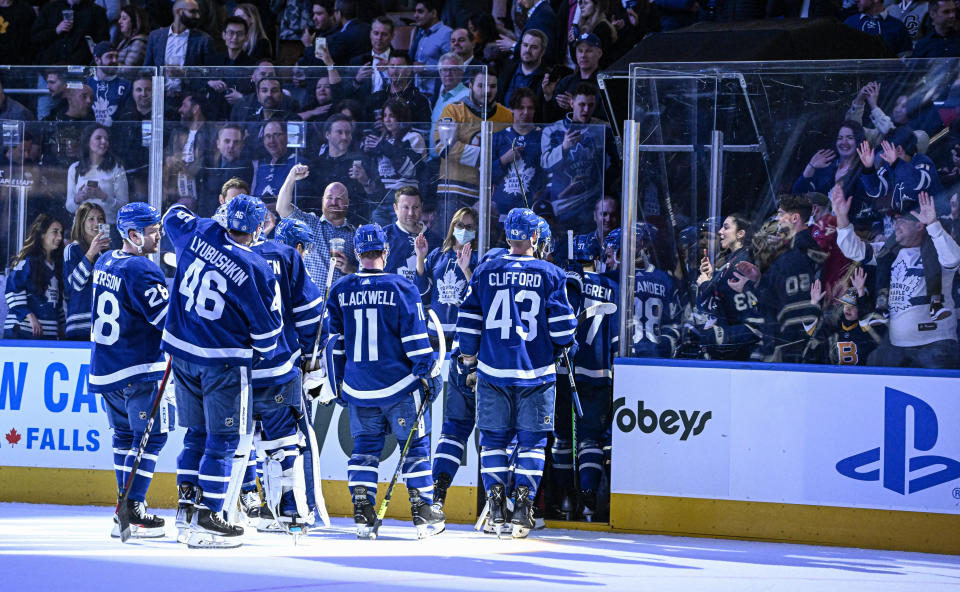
xmin=398 ymin=252 xmax=418 ymax=282
xmin=92 ymin=96 xmax=117 ymax=127
xmin=437 ymin=264 xmax=466 ymax=305
xmin=504 ymin=159 xmax=535 ymax=198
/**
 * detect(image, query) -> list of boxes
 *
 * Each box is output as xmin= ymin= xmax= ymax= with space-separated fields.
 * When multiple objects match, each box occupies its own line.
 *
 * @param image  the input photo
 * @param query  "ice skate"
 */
xmin=486 ymin=483 xmax=507 ymax=538
xmin=511 ymin=486 xmax=535 ymax=539
xmin=580 ymin=490 xmax=597 ymax=522
xmin=187 ymin=508 xmax=244 ymax=549
xmin=353 ymin=486 xmax=377 ymax=539
xmin=239 ymin=490 xmax=261 ymax=521
xmin=175 ymin=483 xmax=197 ymax=544
xmin=559 ymin=488 xmax=576 ymax=521
xmin=409 ymin=488 xmax=445 ymax=539
xmin=432 ymin=472 xmax=452 ymax=510
xmin=111 ymin=498 xmax=165 ymax=539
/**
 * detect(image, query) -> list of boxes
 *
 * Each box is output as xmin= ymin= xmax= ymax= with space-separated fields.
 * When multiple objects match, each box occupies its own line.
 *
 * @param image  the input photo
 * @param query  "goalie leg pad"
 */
xmin=297 ymin=401 xmax=330 ymax=527
xmin=223 ymin=432 xmax=254 ymax=524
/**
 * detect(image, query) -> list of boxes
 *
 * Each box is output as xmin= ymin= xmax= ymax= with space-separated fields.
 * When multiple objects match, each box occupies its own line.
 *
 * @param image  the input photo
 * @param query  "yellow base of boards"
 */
xmin=2 ymin=466 xmax=957 ymax=554
xmin=0 ymin=466 xmax=478 ymax=523
xmin=609 ymin=493 xmax=960 ymax=555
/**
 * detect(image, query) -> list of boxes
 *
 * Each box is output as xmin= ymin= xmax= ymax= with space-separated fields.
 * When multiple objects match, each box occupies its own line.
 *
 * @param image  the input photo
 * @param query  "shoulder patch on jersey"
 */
xmin=511 ymin=263 xmax=522 ymax=268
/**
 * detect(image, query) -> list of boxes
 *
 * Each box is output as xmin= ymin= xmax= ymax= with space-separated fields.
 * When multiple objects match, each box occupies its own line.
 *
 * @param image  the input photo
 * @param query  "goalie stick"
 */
xmin=310 ymin=256 xmax=338 ymax=366
xmin=369 ymin=309 xmax=446 ymax=539
xmin=116 ymin=356 xmax=173 ymax=543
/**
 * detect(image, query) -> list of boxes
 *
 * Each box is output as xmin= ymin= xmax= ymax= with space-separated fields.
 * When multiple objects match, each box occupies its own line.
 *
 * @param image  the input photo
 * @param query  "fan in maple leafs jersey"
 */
xmin=491 ymin=123 xmax=546 ymax=220
xmin=383 ymin=186 xmax=440 ymax=286
xmin=415 ymin=207 xmax=479 ymax=341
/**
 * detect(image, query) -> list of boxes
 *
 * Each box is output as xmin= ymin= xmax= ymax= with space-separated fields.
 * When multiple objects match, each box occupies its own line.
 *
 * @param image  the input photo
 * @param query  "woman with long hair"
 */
xmin=364 ymin=98 xmax=427 ymax=191
xmin=234 ymin=3 xmax=272 ymax=60
xmin=63 ymin=203 xmax=111 ymax=340
xmin=116 ymin=4 xmax=151 ymax=68
xmin=691 ymin=213 xmax=762 ymax=360
xmin=66 ymin=124 xmax=129 ymax=225
xmin=793 ymin=120 xmax=869 ymax=217
xmin=569 ymin=0 xmax=618 ymax=68
xmin=4 ymin=214 xmax=65 ymax=339
xmin=415 ymin=206 xmax=479 ymax=343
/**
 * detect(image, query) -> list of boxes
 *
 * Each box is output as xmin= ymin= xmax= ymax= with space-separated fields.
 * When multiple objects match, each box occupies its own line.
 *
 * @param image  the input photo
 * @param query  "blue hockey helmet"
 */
xmin=274 ymin=218 xmax=313 ymax=249
xmin=678 ymin=225 xmax=698 ymax=248
xmin=503 ymin=208 xmax=540 ymax=241
xmin=635 ymin=222 xmax=658 ymax=248
xmin=536 ymin=216 xmax=553 ymax=254
xmin=572 ymin=232 xmax=602 ymax=261
xmin=117 ymin=202 xmax=161 ymax=235
xmin=225 ymin=194 xmax=267 ymax=234
xmin=354 ymin=223 xmax=389 ymax=256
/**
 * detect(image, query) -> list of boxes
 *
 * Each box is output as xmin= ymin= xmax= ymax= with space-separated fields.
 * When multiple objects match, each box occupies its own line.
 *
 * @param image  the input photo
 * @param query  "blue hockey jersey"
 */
xmin=384 ymin=222 xmax=438 ymax=288
xmin=417 ymin=247 xmax=478 ymax=338
xmin=457 ymin=254 xmax=576 ymax=386
xmin=63 ymin=242 xmax=95 ymax=338
xmin=491 ymin=126 xmax=546 ymax=219
xmin=632 ymin=265 xmax=682 ymax=358
xmin=4 ymin=257 xmax=61 ymax=338
xmin=326 ymin=270 xmax=434 ymax=406
xmin=88 ymin=250 xmax=168 ymax=392
xmin=573 ymin=271 xmax=619 ymax=383
xmin=696 ymin=247 xmax=764 ymax=345
xmin=250 ymin=239 xmax=325 ymax=387
xmin=161 ymin=205 xmax=283 ymax=367
xmin=749 ymin=247 xmax=820 ymax=361
xmin=862 ymin=154 xmax=946 ymax=215
xmin=480 ymin=247 xmax=508 ymax=264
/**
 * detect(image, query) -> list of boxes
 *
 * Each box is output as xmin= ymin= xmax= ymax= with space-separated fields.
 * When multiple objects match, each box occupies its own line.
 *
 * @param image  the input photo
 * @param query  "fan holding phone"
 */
xmin=66 ymin=124 xmax=130 ymax=225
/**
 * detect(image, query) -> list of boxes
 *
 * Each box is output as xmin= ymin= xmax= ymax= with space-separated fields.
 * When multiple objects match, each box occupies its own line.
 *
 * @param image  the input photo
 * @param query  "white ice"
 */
xmin=1 ymin=503 xmax=958 ymax=592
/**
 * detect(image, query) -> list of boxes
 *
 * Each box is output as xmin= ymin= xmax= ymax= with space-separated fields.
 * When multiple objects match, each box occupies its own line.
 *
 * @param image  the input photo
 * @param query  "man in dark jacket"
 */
xmin=31 ymin=0 xmax=109 ymax=65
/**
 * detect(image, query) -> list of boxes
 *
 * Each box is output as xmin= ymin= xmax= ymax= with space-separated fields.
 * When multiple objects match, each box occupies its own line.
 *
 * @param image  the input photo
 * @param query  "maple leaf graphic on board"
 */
xmin=5 ymin=428 xmax=21 ymax=446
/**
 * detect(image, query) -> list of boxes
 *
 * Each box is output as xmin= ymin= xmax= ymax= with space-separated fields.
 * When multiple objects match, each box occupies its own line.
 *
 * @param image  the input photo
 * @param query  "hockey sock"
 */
xmin=551 ymin=437 xmax=574 ymax=489
xmin=577 ymin=440 xmax=604 ymax=492
xmin=112 ymin=430 xmax=134 ymax=492
xmin=402 ymin=434 xmax=434 ymax=504
xmin=479 ymin=430 xmax=512 ymax=493
xmin=515 ymin=431 xmax=548 ymax=499
xmin=198 ymin=432 xmax=240 ymax=512
xmin=348 ymin=453 xmax=380 ymax=503
xmin=176 ymin=427 xmax=205 ymax=487
xmin=432 ymin=428 xmax=469 ymax=482
xmin=124 ymin=432 xmax=168 ymax=502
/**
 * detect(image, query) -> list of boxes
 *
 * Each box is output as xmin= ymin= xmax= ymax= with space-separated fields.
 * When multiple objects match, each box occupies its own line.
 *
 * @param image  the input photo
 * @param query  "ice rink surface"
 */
xmin=1 ymin=503 xmax=958 ymax=591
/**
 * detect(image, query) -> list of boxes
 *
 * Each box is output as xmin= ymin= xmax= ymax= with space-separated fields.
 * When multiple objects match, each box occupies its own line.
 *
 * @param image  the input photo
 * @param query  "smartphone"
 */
xmin=286 ymin=121 xmax=304 ymax=148
xmin=87 ymin=180 xmax=99 ymax=189
xmin=314 ymin=36 xmax=327 ymax=56
xmin=98 ymin=223 xmax=110 ymax=236
xmin=62 ymin=9 xmax=74 ymax=22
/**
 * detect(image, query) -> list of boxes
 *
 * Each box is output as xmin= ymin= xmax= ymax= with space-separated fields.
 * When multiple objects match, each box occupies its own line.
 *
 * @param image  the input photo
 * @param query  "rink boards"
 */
xmin=0 ymin=341 xmax=958 ymax=553
xmin=611 ymin=359 xmax=960 ymax=554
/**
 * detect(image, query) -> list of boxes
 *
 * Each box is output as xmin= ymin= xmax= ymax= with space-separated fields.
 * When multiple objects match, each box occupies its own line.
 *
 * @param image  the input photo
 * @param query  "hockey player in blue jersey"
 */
xmin=162 ymin=194 xmax=283 ymax=549
xmin=63 ymin=203 xmax=111 ymax=339
xmin=457 ymin=208 xmax=577 ymax=538
xmin=325 ymin=223 xmax=445 ymax=539
xmin=422 ymin=208 xmax=479 ymax=507
xmin=551 ymin=232 xmax=619 ymax=521
xmin=274 ymin=218 xmax=314 ymax=260
xmin=239 ymin=216 xmax=326 ymax=533
xmin=88 ymin=202 xmax=172 ymax=538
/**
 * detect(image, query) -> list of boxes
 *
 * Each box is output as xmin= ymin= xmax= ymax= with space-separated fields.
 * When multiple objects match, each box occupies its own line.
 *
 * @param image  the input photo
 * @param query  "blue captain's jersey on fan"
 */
xmin=250 ymin=239 xmax=325 ymax=387
xmin=573 ymin=271 xmax=619 ymax=384
xmin=457 ymin=254 xmax=576 ymax=386
xmin=161 ymin=205 xmax=283 ymax=367
xmin=632 ymin=265 xmax=682 ymax=357
xmin=326 ymin=270 xmax=434 ymax=406
xmin=418 ymin=247 xmax=478 ymax=337
xmin=88 ymin=250 xmax=168 ymax=393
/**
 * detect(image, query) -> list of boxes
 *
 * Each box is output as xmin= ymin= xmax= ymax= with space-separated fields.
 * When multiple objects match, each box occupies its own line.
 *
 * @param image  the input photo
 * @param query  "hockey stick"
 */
xmin=370 ymin=309 xmax=446 ymax=539
xmin=310 ymin=256 xmax=338 ymax=366
xmin=117 ymin=356 xmax=173 ymax=543
xmin=511 ymin=137 xmax=530 ymax=209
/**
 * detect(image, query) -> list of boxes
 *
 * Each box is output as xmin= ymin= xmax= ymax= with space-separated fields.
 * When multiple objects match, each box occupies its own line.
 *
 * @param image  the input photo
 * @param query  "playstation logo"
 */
xmin=836 ymin=388 xmax=960 ymax=494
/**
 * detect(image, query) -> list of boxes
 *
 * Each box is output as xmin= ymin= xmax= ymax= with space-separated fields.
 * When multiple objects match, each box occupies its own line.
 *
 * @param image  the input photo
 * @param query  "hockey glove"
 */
xmin=555 ymin=340 xmax=578 ymax=364
xmin=420 ymin=374 xmax=443 ymax=402
xmin=450 ymin=347 xmax=478 ymax=391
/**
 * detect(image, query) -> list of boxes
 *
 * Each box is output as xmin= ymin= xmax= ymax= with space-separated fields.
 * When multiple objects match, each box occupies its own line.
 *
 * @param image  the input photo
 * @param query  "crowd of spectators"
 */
xmin=2 ymin=0 xmax=960 ymax=371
